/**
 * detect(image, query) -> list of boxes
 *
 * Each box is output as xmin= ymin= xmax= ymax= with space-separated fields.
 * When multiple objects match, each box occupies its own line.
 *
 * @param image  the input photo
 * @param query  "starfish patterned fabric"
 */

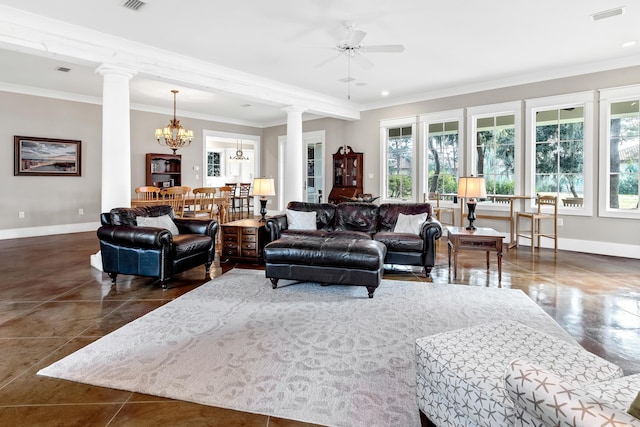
xmin=504 ymin=359 xmax=640 ymax=427
xmin=415 ymin=320 xmax=624 ymax=427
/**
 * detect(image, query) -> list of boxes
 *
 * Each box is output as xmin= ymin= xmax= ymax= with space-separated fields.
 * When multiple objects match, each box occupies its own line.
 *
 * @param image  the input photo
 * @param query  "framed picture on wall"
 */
xmin=14 ymin=136 xmax=81 ymax=177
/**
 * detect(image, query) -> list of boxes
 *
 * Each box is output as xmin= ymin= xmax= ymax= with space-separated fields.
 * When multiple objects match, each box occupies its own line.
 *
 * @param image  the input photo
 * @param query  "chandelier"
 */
xmin=154 ymin=90 xmax=194 ymax=154
xmin=230 ymin=139 xmax=249 ymax=160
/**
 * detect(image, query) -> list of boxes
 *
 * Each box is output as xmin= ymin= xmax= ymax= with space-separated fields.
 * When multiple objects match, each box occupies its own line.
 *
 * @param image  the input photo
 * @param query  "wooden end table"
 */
xmin=220 ymin=219 xmax=268 ymax=263
xmin=447 ymin=226 xmax=505 ymax=281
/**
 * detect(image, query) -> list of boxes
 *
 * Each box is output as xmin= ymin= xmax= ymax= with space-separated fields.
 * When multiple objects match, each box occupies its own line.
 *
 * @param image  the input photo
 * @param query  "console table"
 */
xmin=446 ymin=226 xmax=504 ymax=281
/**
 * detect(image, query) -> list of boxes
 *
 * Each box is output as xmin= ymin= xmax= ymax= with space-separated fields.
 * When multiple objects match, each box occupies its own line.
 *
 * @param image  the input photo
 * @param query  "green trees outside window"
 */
xmin=475 ymin=115 xmax=515 ymax=197
xmin=427 ymin=121 xmax=459 ymax=196
xmin=534 ymin=107 xmax=585 ymax=204
xmin=387 ymin=126 xmax=413 ymax=199
xmin=609 ymin=100 xmax=639 ymax=209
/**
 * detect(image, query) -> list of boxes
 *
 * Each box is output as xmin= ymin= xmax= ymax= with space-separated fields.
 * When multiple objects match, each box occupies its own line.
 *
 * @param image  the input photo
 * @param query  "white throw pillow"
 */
xmin=286 ymin=209 xmax=317 ymax=230
xmin=136 ymin=214 xmax=180 ymax=235
xmin=393 ymin=212 xmax=427 ymax=235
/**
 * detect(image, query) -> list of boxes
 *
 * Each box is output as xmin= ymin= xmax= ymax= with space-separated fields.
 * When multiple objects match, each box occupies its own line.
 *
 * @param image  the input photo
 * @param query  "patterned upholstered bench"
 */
xmin=415 ymin=320 xmax=628 ymax=427
xmin=504 ymin=359 xmax=640 ymax=426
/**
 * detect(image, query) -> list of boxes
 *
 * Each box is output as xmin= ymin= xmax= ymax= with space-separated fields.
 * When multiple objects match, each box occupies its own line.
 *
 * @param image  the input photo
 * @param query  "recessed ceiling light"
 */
xmin=381 ymin=90 xmax=389 ymax=97
xmin=355 ymin=82 xmax=367 ymax=87
xmin=622 ymin=40 xmax=637 ymax=48
xmin=591 ymin=6 xmax=625 ymax=21
xmin=241 ymin=103 xmax=252 ymax=108
xmin=56 ymin=66 xmax=71 ymax=72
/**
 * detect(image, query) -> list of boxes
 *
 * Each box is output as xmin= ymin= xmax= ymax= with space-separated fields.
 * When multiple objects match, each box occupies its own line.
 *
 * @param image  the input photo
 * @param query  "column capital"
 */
xmin=282 ymin=105 xmax=307 ymax=114
xmin=95 ymin=63 xmax=137 ymax=79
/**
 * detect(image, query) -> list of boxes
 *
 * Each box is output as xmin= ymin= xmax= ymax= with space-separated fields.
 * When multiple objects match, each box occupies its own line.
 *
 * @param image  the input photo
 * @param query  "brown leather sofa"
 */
xmin=97 ymin=205 xmax=218 ymax=288
xmin=265 ymin=201 xmax=442 ymax=277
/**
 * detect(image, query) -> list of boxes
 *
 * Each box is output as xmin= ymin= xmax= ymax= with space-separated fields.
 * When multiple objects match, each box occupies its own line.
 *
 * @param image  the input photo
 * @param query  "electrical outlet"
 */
xmin=267 ymin=200 xmax=272 ymax=205
xmin=78 ymin=208 xmax=84 ymax=215
xmin=557 ymin=218 xmax=564 ymax=226
xmin=18 ymin=211 xmax=25 ymax=219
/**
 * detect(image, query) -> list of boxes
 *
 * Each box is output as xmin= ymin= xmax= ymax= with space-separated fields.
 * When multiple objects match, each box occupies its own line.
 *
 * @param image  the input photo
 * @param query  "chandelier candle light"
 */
xmin=252 ymin=178 xmax=275 ymax=222
xmin=457 ymin=176 xmax=487 ymax=230
xmin=155 ymin=90 xmax=194 ymax=154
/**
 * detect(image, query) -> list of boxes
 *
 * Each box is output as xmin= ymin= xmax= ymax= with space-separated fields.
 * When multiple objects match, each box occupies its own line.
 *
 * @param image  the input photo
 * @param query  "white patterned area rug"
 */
xmin=38 ymin=269 xmax=574 ymax=427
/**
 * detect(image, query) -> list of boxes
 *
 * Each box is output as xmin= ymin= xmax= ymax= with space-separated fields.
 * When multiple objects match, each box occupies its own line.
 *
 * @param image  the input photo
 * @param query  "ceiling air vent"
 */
xmin=122 ymin=0 xmax=146 ymax=11
xmin=591 ymin=6 xmax=625 ymax=21
xmin=56 ymin=66 xmax=71 ymax=72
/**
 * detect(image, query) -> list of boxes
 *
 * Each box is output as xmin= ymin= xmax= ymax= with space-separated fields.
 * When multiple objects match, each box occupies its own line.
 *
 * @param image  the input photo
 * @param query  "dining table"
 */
xmin=131 ymin=192 xmax=231 ymax=224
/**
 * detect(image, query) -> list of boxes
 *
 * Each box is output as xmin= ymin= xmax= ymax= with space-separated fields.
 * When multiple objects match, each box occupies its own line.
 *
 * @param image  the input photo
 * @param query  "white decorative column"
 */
xmin=282 ymin=106 xmax=306 ymax=205
xmin=96 ymin=64 xmax=136 ymax=211
xmin=92 ymin=64 xmax=136 ymax=271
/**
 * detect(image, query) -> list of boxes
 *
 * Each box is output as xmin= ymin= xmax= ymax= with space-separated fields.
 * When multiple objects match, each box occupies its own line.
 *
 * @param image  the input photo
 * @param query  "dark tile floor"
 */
xmin=0 ymin=231 xmax=638 ymax=426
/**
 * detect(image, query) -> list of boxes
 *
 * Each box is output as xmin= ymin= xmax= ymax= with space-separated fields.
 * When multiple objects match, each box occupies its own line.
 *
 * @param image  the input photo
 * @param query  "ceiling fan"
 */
xmin=318 ymin=22 xmax=405 ymax=100
xmin=318 ymin=22 xmax=405 ymax=68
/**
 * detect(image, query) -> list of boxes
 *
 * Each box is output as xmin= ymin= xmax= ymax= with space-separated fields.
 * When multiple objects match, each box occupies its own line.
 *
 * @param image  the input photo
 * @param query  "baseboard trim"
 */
xmin=0 ymin=222 xmax=100 ymax=240
xmin=509 ymin=235 xmax=640 ymax=259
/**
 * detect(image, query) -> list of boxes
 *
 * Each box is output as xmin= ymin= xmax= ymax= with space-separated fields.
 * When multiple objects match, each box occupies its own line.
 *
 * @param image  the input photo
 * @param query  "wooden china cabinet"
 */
xmin=146 ymin=153 xmax=182 ymax=188
xmin=328 ymin=145 xmax=363 ymax=204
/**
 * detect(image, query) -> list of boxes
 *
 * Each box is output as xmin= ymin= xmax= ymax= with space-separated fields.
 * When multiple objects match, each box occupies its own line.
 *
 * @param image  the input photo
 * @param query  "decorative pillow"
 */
xmin=286 ymin=209 xmax=317 ymax=230
xmin=629 ymin=392 xmax=640 ymax=418
xmin=393 ymin=212 xmax=427 ymax=235
xmin=136 ymin=214 xmax=180 ymax=235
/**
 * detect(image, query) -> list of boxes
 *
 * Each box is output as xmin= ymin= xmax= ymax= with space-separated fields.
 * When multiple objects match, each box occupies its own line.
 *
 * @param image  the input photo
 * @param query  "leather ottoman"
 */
xmin=263 ymin=236 xmax=386 ymax=298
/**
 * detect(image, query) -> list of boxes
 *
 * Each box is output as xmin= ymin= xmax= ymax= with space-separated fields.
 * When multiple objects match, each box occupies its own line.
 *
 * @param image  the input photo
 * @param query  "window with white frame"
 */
xmin=525 ymin=92 xmax=594 ymax=214
xmin=380 ymin=118 xmax=416 ymax=201
xmin=467 ymin=102 xmax=521 ymax=200
xmin=599 ymin=85 xmax=640 ymax=219
xmin=419 ymin=110 xmax=463 ymax=200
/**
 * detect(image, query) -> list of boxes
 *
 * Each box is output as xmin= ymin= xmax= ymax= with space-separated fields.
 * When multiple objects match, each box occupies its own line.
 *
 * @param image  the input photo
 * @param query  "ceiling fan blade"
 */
xmin=353 ymin=52 xmax=374 ymax=70
xmin=362 ymin=44 xmax=405 ymax=53
xmin=347 ymin=29 xmax=366 ymax=46
xmin=315 ymin=52 xmax=341 ymax=68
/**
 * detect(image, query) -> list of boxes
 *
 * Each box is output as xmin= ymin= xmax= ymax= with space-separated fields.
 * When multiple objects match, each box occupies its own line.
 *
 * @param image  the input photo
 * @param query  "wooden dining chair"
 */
xmin=515 ymin=194 xmax=558 ymax=253
xmin=159 ymin=186 xmax=189 ymax=218
xmin=239 ymin=182 xmax=253 ymax=216
xmin=216 ymin=186 xmax=233 ymax=224
xmin=225 ymin=183 xmax=239 ymax=217
xmin=135 ymin=186 xmax=161 ymax=201
xmin=183 ymin=187 xmax=217 ymax=219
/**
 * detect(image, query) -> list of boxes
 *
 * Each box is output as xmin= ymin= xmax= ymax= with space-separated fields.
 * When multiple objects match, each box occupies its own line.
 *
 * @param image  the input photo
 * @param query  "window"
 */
xmin=467 ymin=102 xmax=521 ymax=200
xmin=599 ymin=85 xmax=640 ymax=219
xmin=381 ymin=118 xmax=416 ymax=201
xmin=207 ymin=151 xmax=221 ymax=177
xmin=419 ymin=110 xmax=464 ymax=200
xmin=525 ymin=92 xmax=594 ymax=214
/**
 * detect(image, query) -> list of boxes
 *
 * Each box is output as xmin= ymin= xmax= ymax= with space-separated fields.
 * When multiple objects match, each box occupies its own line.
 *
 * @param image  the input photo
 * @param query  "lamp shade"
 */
xmin=252 ymin=178 xmax=275 ymax=197
xmin=457 ymin=176 xmax=487 ymax=199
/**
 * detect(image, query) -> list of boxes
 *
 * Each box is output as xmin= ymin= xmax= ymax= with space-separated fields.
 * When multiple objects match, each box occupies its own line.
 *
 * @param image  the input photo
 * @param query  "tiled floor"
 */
xmin=0 ymin=231 xmax=638 ymax=426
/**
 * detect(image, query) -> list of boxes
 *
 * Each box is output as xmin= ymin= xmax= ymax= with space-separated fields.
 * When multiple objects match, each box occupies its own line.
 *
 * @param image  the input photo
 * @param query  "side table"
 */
xmin=220 ymin=219 xmax=268 ymax=263
xmin=447 ymin=226 xmax=505 ymax=281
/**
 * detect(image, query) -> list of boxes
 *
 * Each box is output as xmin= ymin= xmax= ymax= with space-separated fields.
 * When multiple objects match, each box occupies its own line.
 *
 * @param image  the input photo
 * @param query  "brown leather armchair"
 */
xmin=97 ymin=205 xmax=218 ymax=288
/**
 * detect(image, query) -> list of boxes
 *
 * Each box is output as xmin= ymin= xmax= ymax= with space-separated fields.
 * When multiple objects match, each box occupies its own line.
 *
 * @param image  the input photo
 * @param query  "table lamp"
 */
xmin=457 ymin=176 xmax=487 ymax=230
xmin=252 ymin=178 xmax=275 ymax=222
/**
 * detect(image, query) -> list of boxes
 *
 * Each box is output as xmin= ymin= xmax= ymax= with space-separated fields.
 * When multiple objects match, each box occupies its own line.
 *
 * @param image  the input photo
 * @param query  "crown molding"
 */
xmin=0 ymin=5 xmax=359 ymax=121
xmin=361 ymin=54 xmax=640 ymax=112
